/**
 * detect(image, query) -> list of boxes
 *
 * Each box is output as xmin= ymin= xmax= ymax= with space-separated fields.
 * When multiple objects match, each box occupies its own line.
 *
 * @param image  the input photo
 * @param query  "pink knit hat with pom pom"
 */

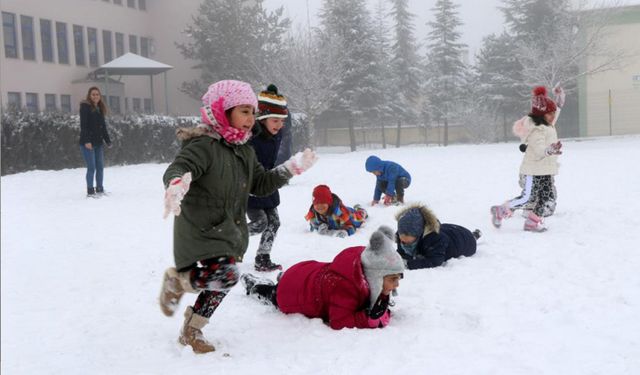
xmin=199 ymin=80 xmax=258 ymax=144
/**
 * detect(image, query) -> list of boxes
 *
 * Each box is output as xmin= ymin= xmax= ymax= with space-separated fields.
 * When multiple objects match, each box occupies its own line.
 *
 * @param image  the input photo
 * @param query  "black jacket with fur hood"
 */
xmin=395 ymin=204 xmax=477 ymax=269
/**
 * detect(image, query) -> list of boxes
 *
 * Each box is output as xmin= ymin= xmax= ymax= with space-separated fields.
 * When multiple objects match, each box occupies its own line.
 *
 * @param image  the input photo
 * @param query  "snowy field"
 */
xmin=2 ymin=136 xmax=640 ymax=375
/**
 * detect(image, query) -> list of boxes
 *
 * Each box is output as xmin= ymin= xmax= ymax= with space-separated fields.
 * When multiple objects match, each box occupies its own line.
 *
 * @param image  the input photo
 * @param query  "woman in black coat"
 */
xmin=79 ymin=86 xmax=111 ymax=197
xmin=395 ymin=205 xmax=480 ymax=269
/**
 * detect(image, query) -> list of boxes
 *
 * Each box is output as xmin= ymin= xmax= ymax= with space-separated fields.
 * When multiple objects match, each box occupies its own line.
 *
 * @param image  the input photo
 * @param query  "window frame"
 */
xmin=45 ymin=93 xmax=57 ymax=111
xmin=73 ymin=24 xmax=85 ymax=66
xmin=40 ymin=19 xmax=54 ymax=62
xmin=128 ymin=34 xmax=137 ymax=54
xmin=56 ymin=22 xmax=69 ymax=64
xmin=25 ymin=92 xmax=39 ymax=112
xmin=2 ymin=12 xmax=18 ymax=58
xmin=20 ymin=15 xmax=36 ymax=60
xmin=87 ymin=27 xmax=99 ymax=67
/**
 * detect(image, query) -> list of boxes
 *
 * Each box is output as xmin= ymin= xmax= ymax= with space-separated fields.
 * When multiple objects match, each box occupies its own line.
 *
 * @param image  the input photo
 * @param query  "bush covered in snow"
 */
xmin=1 ymin=109 xmax=199 ymax=175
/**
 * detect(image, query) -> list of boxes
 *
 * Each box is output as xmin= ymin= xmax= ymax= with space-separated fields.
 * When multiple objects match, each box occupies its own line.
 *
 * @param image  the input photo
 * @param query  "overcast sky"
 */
xmin=263 ymin=0 xmax=640 ymax=57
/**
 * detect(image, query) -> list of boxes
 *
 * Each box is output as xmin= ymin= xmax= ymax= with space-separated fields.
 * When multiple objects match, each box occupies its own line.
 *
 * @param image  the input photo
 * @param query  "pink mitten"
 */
xmin=553 ymin=86 xmax=566 ymax=108
xmin=545 ymin=141 xmax=563 ymax=156
xmin=367 ymin=309 xmax=391 ymax=328
xmin=163 ymin=172 xmax=192 ymax=218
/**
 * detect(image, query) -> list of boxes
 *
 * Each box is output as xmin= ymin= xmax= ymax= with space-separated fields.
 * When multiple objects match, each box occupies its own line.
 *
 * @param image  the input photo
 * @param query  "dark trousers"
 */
xmin=377 ymin=176 xmax=410 ymax=199
xmin=179 ymin=256 xmax=240 ymax=318
xmin=247 ymin=207 xmax=280 ymax=255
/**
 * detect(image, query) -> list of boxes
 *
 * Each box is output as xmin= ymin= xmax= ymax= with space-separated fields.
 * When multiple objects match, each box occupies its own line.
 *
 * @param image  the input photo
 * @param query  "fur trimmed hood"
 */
xmin=176 ymin=124 xmax=221 ymax=142
xmin=395 ymin=204 xmax=440 ymax=236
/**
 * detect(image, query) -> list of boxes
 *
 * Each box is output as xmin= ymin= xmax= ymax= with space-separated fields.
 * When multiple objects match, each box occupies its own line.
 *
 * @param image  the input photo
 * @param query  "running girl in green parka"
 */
xmin=158 ymin=80 xmax=317 ymax=354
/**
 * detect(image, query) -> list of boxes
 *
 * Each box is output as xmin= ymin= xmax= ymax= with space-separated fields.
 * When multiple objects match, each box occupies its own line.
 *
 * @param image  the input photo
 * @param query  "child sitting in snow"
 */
xmin=395 ymin=204 xmax=480 ymax=270
xmin=365 ymin=155 xmax=411 ymax=206
xmin=241 ymin=226 xmax=404 ymax=330
xmin=305 ymin=184 xmax=368 ymax=238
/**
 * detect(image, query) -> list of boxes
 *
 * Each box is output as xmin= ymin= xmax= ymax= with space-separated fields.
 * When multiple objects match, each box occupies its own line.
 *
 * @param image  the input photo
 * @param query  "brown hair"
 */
xmin=85 ymin=86 xmax=108 ymax=115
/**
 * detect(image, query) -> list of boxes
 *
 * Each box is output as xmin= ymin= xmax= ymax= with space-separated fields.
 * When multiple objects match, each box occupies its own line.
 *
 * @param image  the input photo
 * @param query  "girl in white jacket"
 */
xmin=491 ymin=86 xmax=564 ymax=232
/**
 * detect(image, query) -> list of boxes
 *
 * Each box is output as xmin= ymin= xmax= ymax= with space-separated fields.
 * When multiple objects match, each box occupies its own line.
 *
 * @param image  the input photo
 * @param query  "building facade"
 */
xmin=1 ymin=0 xmax=202 ymax=115
xmin=578 ymin=5 xmax=640 ymax=137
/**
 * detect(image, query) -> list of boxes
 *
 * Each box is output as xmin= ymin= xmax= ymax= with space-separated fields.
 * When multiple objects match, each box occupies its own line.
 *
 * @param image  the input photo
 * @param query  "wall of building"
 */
xmin=1 ymin=0 xmax=200 ymax=115
xmin=580 ymin=6 xmax=640 ymax=137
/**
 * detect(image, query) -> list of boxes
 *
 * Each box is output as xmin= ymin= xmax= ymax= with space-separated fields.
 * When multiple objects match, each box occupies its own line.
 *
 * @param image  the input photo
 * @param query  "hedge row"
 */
xmin=1 ymin=110 xmax=198 ymax=175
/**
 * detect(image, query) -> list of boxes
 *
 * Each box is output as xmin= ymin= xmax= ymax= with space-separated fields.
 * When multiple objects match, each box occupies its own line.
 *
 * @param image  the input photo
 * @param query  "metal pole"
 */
xmin=164 ymin=71 xmax=169 ymax=115
xmin=608 ymin=89 xmax=612 ymax=136
xmin=105 ymin=70 xmax=109 ymax=102
xmin=150 ymin=75 xmax=155 ymax=113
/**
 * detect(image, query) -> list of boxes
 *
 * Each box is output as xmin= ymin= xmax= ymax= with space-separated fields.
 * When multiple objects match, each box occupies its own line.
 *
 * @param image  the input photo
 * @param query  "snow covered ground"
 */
xmin=2 ymin=136 xmax=640 ymax=374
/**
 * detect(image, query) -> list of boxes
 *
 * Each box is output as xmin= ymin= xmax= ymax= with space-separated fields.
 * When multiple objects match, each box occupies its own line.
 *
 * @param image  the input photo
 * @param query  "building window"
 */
xmin=25 ymin=93 xmax=39 ymax=112
xmin=102 ymin=30 xmax=112 ymax=63
xmin=138 ymin=0 xmax=146 ymax=10
xmin=115 ymin=32 xmax=124 ymax=57
xmin=140 ymin=37 xmax=149 ymax=57
xmin=60 ymin=95 xmax=71 ymax=112
xmin=40 ymin=19 xmax=54 ymax=62
xmin=7 ymin=92 xmax=21 ymax=108
xmin=128 ymin=35 xmax=137 ymax=54
xmin=88 ymin=27 xmax=99 ymax=66
xmin=132 ymin=97 xmax=141 ymax=112
xmin=114 ymin=0 xmax=123 ymax=5
xmin=45 ymin=94 xmax=56 ymax=111
xmin=124 ymin=97 xmax=129 ymax=112
xmin=2 ymin=12 xmax=18 ymax=58
xmin=20 ymin=15 xmax=36 ymax=60
xmin=73 ymin=25 xmax=85 ymax=65
xmin=109 ymin=96 xmax=120 ymax=114
xmin=127 ymin=0 xmax=136 ymax=9
xmin=143 ymin=98 xmax=152 ymax=113
xmin=56 ymin=22 xmax=69 ymax=64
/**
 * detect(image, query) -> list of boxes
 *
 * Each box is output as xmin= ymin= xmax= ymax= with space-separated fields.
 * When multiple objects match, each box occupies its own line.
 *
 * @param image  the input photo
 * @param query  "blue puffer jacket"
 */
xmin=365 ymin=156 xmax=411 ymax=200
xmin=248 ymin=122 xmax=283 ymax=209
xmin=395 ymin=205 xmax=476 ymax=269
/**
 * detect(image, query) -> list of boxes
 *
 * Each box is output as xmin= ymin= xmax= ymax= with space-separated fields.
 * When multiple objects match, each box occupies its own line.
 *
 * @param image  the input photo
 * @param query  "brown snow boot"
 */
xmin=178 ymin=306 xmax=216 ymax=354
xmin=159 ymin=267 xmax=195 ymax=317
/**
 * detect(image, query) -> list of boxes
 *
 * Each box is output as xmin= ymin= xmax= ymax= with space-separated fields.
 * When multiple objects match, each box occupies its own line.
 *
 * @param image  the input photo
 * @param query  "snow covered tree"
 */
xmin=318 ymin=0 xmax=385 ymax=151
xmin=424 ymin=0 xmax=469 ymax=146
xmin=371 ymin=0 xmax=394 ymax=148
xmin=389 ymin=0 xmax=422 ymax=147
xmin=177 ymin=0 xmax=290 ymax=99
xmin=474 ymin=32 xmax=524 ymax=141
xmin=263 ymin=27 xmax=344 ymax=148
xmin=499 ymin=0 xmax=629 ymax=89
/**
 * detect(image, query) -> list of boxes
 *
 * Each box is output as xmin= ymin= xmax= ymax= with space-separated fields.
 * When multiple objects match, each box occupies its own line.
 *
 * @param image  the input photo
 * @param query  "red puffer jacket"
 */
xmin=276 ymin=246 xmax=374 ymax=329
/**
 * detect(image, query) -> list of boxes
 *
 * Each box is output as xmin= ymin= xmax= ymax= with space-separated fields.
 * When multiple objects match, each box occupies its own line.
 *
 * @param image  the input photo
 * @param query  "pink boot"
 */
xmin=524 ymin=212 xmax=547 ymax=232
xmin=490 ymin=204 xmax=512 ymax=228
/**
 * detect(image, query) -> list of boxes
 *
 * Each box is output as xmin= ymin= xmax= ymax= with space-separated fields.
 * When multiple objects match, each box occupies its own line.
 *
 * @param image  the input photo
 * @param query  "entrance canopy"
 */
xmin=92 ymin=53 xmax=173 ymax=113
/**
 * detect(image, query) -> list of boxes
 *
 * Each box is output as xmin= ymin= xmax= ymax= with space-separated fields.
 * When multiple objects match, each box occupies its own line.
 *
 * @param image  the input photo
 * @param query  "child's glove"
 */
xmin=545 ymin=141 xmax=563 ymax=156
xmin=283 ymin=148 xmax=318 ymax=175
xmin=163 ymin=172 xmax=192 ymax=219
xmin=367 ymin=309 xmax=391 ymax=328
xmin=371 ymin=200 xmax=379 ymax=206
xmin=383 ymin=195 xmax=395 ymax=206
xmin=333 ymin=230 xmax=348 ymax=238
xmin=553 ymin=86 xmax=566 ymax=108
xmin=317 ymin=223 xmax=330 ymax=235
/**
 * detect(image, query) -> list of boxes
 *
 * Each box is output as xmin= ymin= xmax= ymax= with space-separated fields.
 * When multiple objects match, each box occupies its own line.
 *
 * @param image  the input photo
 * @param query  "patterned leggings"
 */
xmin=247 ymin=208 xmax=280 ymax=255
xmin=508 ymin=175 xmax=557 ymax=217
xmin=179 ymin=256 xmax=240 ymax=318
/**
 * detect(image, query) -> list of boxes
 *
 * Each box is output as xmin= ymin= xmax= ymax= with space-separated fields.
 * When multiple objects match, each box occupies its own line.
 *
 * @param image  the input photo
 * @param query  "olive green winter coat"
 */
xmin=163 ymin=126 xmax=291 ymax=270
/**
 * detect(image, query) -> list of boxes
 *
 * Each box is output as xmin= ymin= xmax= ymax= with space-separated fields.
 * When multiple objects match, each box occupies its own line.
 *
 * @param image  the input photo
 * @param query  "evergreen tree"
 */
xmin=424 ymin=0 xmax=468 ymax=146
xmin=474 ymin=32 xmax=524 ymax=141
xmin=371 ymin=0 xmax=394 ymax=148
xmin=389 ymin=0 xmax=421 ymax=123
xmin=177 ymin=0 xmax=290 ymax=99
xmin=318 ymin=0 xmax=385 ymax=151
